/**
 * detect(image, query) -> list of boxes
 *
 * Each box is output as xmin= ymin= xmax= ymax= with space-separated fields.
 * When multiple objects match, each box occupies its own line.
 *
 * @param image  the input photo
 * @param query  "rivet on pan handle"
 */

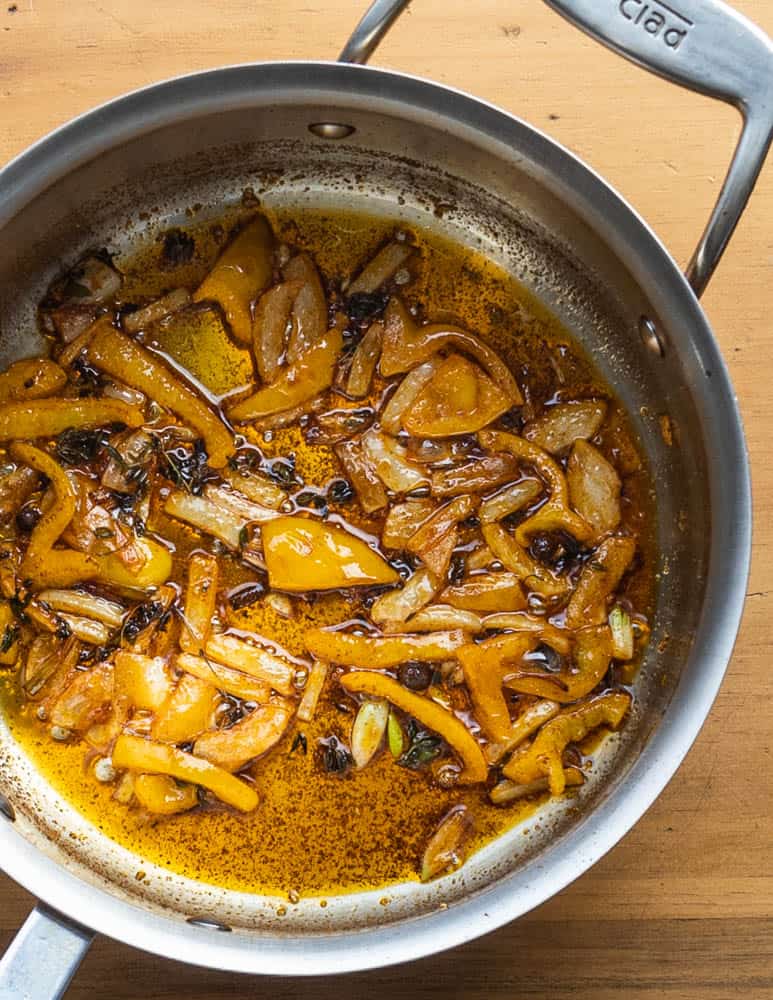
xmin=341 ymin=0 xmax=773 ymax=299
xmin=0 ymin=904 xmax=94 ymax=1000
xmin=535 ymin=0 xmax=773 ymax=298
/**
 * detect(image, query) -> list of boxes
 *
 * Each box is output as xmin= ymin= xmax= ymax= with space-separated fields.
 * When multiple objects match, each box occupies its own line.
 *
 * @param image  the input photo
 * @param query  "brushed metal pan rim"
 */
xmin=0 ymin=60 xmax=752 ymax=974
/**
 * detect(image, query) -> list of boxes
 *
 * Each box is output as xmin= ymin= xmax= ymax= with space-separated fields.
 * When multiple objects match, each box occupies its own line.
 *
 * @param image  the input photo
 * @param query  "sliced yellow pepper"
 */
xmin=193 ymin=215 xmax=275 ymax=345
xmin=478 ymin=429 xmax=593 ymax=545
xmin=0 ymin=358 xmax=67 ymax=404
xmin=340 ymin=671 xmax=487 ymax=784
xmin=0 ymin=397 xmax=143 ymax=442
xmin=113 ymin=651 xmax=173 ymax=712
xmin=112 ymin=733 xmax=259 ymax=812
xmin=262 ymin=515 xmax=399 ymax=592
xmin=193 ymin=699 xmax=293 ymax=772
xmin=439 ymin=573 xmax=526 ymax=613
xmin=85 ymin=322 xmax=234 ymax=468
xmin=402 ymin=354 xmax=510 ymax=438
xmin=10 ymin=442 xmax=100 ymax=588
xmin=379 ymin=299 xmax=522 ymax=404
xmin=226 ymin=328 xmax=343 ymax=422
xmin=458 ymin=634 xmax=540 ymax=745
xmin=152 ymin=673 xmax=219 ymax=743
xmin=304 ymin=628 xmax=467 ymax=667
xmin=133 ymin=774 xmax=199 ymax=816
xmin=503 ymin=691 xmax=631 ymax=794
xmin=98 ymin=537 xmax=173 ymax=592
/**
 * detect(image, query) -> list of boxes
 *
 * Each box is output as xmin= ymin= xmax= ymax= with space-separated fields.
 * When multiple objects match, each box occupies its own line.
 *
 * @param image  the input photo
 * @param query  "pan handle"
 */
xmin=340 ymin=0 xmax=772 ymax=298
xmin=0 ymin=904 xmax=94 ymax=1000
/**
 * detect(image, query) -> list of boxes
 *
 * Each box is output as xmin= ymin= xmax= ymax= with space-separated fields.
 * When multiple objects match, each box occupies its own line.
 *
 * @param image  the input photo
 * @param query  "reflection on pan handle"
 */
xmin=339 ymin=0 xmax=773 ymax=299
xmin=0 ymin=904 xmax=93 ymax=1000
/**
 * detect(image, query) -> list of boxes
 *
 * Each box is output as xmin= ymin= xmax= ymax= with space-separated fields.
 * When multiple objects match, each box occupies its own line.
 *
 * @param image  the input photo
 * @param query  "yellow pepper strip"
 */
xmin=226 ymin=328 xmax=343 ymax=422
xmin=379 ymin=299 xmax=522 ymax=404
xmin=0 ymin=358 xmax=67 ymax=404
xmin=484 ymin=699 xmax=562 ymax=765
xmin=502 ymin=626 xmax=613 ymax=704
xmin=152 ymin=673 xmax=219 ymax=743
xmin=193 ymin=699 xmax=293 ymax=772
xmin=503 ymin=690 xmax=632 ymax=794
xmin=0 ymin=397 xmax=143 ymax=443
xmin=193 ymin=215 xmax=275 ymax=345
xmin=478 ymin=429 xmax=593 ymax=545
xmin=262 ymin=516 xmax=399 ymax=592
xmin=112 ymin=733 xmax=259 ymax=812
xmin=565 ymin=536 xmax=637 ymax=629
xmin=304 ymin=627 xmax=468 ymax=667
xmin=204 ymin=633 xmax=297 ymax=696
xmin=133 ymin=774 xmax=199 ymax=816
xmin=9 ymin=442 xmax=100 ymax=587
xmin=340 ymin=671 xmax=487 ymax=784
xmin=85 ymin=322 xmax=233 ymax=468
xmin=177 ymin=652 xmax=271 ymax=703
xmin=97 ymin=537 xmax=173 ymax=592
xmin=402 ymin=355 xmax=511 ymax=438
xmin=482 ymin=523 xmax=566 ymax=599
xmin=479 ymin=613 xmax=572 ymax=655
xmin=180 ymin=552 xmax=218 ymax=654
xmin=458 ymin=635 xmax=537 ymax=745
xmin=439 ymin=573 xmax=526 ymax=614
xmin=113 ymin=651 xmax=173 ymax=712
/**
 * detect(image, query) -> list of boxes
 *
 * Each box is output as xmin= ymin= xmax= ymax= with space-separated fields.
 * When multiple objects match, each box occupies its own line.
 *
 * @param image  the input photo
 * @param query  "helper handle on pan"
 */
xmin=0 ymin=904 xmax=94 ymax=1000
xmin=542 ymin=0 xmax=773 ymax=297
xmin=340 ymin=0 xmax=773 ymax=299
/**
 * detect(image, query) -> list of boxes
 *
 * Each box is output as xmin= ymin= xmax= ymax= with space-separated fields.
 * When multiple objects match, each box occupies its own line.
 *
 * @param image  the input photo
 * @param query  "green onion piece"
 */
xmin=387 ymin=710 xmax=405 ymax=758
xmin=609 ymin=605 xmax=634 ymax=660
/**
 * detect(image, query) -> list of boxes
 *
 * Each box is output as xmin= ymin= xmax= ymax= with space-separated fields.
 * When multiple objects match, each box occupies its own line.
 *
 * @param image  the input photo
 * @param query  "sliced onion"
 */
xmin=380 ymin=359 xmax=440 ymax=435
xmin=350 ymin=698 xmax=389 ymax=768
xmin=203 ymin=484 xmax=283 ymax=524
xmin=345 ymin=321 xmax=383 ymax=398
xmin=296 ymin=659 xmax=329 ymax=723
xmin=479 ymin=478 xmax=542 ymax=524
xmin=381 ymin=499 xmax=435 ymax=549
xmin=122 ymin=288 xmax=191 ymax=335
xmin=58 ymin=614 xmax=110 ymax=646
xmin=370 ymin=567 xmax=438 ymax=627
xmin=523 ymin=399 xmax=607 ymax=455
xmin=348 ymin=241 xmax=413 ymax=295
xmin=489 ymin=768 xmax=584 ymax=805
xmin=361 ymin=430 xmax=428 ymax=493
xmin=36 ymin=589 xmax=125 ymax=627
xmin=396 ymin=604 xmax=484 ymax=633
xmin=252 ymin=281 xmax=299 ymax=383
xmin=221 ymin=467 xmax=286 ymax=510
xmin=335 ymin=439 xmax=388 ymax=513
xmin=420 ymin=805 xmax=473 ymax=881
xmin=163 ymin=489 xmax=246 ymax=550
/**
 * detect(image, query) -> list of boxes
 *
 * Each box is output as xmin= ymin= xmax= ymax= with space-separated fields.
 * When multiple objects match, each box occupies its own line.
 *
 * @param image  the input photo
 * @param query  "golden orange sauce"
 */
xmin=1 ymin=205 xmax=655 ymax=897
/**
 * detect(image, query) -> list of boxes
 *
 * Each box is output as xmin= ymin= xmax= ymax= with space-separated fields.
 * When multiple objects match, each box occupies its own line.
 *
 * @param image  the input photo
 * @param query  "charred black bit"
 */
xmin=55 ymin=427 xmax=105 ymax=466
xmin=398 ymin=661 xmax=433 ymax=692
xmin=69 ymin=356 xmax=104 ymax=395
xmin=121 ymin=600 xmax=164 ymax=644
xmin=449 ymin=552 xmax=466 ymax=585
xmin=318 ymin=735 xmax=353 ymax=774
xmin=388 ymin=555 xmax=417 ymax=580
xmin=524 ymin=642 xmax=563 ymax=673
xmin=327 ymin=478 xmax=354 ymax=504
xmin=498 ymin=406 xmax=524 ymax=433
xmin=529 ymin=530 xmax=585 ymax=575
xmin=238 ymin=525 xmax=250 ymax=549
xmin=294 ymin=490 xmax=327 ymax=513
xmin=110 ymin=491 xmax=137 ymax=512
xmin=54 ymin=618 xmax=72 ymax=640
xmin=397 ymin=721 xmax=443 ymax=770
xmin=15 ymin=506 xmax=41 ymax=533
xmin=161 ymin=229 xmax=195 ymax=269
xmin=0 ymin=624 xmax=18 ymax=654
xmin=290 ymin=732 xmax=308 ymax=756
xmin=9 ymin=594 xmax=30 ymax=624
xmin=346 ymin=291 xmax=389 ymax=327
xmin=160 ymin=438 xmax=213 ymax=494
xmin=228 ymin=580 xmax=268 ymax=611
xmin=265 ymin=455 xmax=300 ymax=488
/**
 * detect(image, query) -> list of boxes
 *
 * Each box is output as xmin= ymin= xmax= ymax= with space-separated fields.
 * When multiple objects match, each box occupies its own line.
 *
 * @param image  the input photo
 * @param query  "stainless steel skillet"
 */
xmin=0 ymin=0 xmax=769 ymax=995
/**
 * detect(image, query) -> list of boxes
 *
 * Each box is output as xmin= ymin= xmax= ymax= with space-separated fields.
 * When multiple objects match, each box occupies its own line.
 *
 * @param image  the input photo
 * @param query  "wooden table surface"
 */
xmin=1 ymin=1 xmax=772 ymax=997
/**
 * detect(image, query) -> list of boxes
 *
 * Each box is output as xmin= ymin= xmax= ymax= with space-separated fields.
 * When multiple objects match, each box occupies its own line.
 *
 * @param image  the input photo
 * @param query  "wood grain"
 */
xmin=1 ymin=1 xmax=772 ymax=997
